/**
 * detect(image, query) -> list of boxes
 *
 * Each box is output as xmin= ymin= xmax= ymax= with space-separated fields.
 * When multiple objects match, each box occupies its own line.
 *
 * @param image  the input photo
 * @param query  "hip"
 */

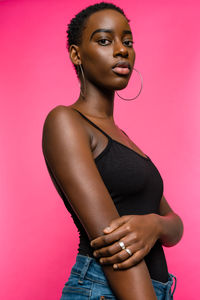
xmin=60 ymin=254 xmax=177 ymax=300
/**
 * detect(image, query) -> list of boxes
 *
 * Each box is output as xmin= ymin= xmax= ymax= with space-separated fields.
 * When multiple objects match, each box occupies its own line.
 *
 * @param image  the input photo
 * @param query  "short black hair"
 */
xmin=66 ymin=2 xmax=129 ymax=77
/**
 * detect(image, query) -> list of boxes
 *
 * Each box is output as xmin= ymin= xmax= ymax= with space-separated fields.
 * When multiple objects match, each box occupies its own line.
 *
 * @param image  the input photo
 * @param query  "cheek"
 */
xmin=129 ymin=50 xmax=136 ymax=67
xmin=83 ymin=47 xmax=113 ymax=76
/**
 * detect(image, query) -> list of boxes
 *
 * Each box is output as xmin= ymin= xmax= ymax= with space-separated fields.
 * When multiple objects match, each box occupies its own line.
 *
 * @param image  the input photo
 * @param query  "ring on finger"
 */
xmin=124 ymin=247 xmax=133 ymax=257
xmin=118 ymin=241 xmax=126 ymax=250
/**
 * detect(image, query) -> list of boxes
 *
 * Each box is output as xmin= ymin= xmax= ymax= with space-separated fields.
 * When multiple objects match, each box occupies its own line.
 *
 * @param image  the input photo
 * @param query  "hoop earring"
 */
xmin=78 ymin=64 xmax=86 ymax=98
xmin=116 ymin=68 xmax=143 ymax=101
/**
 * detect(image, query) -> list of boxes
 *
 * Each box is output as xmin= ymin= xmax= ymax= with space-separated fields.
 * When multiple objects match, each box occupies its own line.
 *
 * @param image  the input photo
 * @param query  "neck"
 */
xmin=74 ymin=80 xmax=115 ymax=120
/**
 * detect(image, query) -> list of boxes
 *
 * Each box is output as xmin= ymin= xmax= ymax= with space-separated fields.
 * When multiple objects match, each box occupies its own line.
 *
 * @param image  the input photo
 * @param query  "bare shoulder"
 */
xmin=43 ymin=105 xmax=79 ymax=129
xmin=42 ymin=105 xmax=91 ymax=158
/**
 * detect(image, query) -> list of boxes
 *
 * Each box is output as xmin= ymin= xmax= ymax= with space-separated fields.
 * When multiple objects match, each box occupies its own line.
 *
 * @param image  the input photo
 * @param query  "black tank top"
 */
xmin=44 ymin=108 xmax=169 ymax=283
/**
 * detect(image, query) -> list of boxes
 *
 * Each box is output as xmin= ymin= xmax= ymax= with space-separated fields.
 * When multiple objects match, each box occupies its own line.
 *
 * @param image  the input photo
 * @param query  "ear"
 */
xmin=69 ymin=44 xmax=81 ymax=66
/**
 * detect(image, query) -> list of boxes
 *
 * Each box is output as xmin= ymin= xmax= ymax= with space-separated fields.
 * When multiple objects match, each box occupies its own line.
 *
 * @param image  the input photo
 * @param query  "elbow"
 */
xmin=163 ymin=214 xmax=184 ymax=247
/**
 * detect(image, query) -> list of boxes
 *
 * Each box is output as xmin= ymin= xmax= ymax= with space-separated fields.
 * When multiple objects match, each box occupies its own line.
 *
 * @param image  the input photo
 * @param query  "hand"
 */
xmin=90 ymin=214 xmax=160 ymax=270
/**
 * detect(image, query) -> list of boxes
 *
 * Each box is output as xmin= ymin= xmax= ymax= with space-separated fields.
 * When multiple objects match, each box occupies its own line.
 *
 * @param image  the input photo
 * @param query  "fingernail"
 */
xmin=93 ymin=251 xmax=97 ymax=257
xmin=104 ymin=226 xmax=111 ymax=232
xmin=113 ymin=264 xmax=118 ymax=269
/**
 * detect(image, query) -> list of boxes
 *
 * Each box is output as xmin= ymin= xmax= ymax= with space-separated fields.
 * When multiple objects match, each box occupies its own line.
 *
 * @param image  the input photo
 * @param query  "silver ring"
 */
xmin=124 ymin=248 xmax=133 ymax=256
xmin=118 ymin=241 xmax=126 ymax=250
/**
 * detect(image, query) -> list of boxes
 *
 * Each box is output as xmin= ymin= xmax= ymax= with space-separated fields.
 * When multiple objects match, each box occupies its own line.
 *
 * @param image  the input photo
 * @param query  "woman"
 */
xmin=42 ymin=2 xmax=183 ymax=299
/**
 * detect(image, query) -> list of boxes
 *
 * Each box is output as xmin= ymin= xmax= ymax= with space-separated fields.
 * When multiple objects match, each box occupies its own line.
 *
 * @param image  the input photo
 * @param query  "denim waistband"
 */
xmin=71 ymin=254 xmax=177 ymax=295
xmin=151 ymin=273 xmax=177 ymax=296
xmin=71 ymin=254 xmax=110 ymax=285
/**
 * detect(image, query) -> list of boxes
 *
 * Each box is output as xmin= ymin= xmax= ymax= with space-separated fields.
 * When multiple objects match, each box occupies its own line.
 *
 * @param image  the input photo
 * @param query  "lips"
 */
xmin=112 ymin=61 xmax=131 ymax=75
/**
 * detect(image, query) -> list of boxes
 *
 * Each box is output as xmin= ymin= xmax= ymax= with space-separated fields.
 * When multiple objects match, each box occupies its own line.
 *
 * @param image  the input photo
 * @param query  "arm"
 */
xmin=89 ymin=196 xmax=184 ymax=270
xmin=156 ymin=194 xmax=184 ymax=247
xmin=42 ymin=106 xmax=156 ymax=300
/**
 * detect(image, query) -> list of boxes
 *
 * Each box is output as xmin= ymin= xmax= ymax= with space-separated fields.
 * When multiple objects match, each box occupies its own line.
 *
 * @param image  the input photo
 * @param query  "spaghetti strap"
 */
xmin=121 ymin=129 xmax=129 ymax=138
xmin=72 ymin=108 xmax=111 ymax=139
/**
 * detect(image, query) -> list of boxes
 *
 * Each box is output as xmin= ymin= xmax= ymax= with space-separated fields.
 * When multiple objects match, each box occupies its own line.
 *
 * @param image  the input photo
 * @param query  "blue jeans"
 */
xmin=60 ymin=254 xmax=177 ymax=300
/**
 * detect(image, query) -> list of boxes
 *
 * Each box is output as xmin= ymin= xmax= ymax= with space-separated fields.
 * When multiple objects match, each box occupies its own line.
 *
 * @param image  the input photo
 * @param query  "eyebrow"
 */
xmin=90 ymin=29 xmax=132 ymax=40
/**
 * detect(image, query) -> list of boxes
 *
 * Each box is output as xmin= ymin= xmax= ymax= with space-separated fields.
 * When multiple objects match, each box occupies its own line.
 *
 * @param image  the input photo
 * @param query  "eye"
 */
xmin=123 ymin=40 xmax=134 ymax=47
xmin=97 ymin=39 xmax=111 ymax=46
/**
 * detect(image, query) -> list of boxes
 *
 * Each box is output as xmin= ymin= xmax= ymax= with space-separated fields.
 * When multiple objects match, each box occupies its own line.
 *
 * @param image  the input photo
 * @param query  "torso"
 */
xmin=44 ymin=104 xmax=169 ymax=282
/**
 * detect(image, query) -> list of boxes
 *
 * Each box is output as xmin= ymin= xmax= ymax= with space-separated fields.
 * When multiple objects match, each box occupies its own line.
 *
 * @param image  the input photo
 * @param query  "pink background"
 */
xmin=0 ymin=0 xmax=199 ymax=299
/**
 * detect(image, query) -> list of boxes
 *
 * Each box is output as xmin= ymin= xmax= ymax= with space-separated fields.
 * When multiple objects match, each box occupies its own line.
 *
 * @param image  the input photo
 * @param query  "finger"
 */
xmin=98 ymin=248 xmax=131 ymax=265
xmin=91 ymin=225 xmax=131 ymax=249
xmin=98 ymin=242 xmax=141 ymax=264
xmin=94 ymin=234 xmax=136 ymax=257
xmin=103 ymin=215 xmax=132 ymax=233
xmin=93 ymin=243 xmax=117 ymax=258
xmin=113 ymin=249 xmax=145 ymax=270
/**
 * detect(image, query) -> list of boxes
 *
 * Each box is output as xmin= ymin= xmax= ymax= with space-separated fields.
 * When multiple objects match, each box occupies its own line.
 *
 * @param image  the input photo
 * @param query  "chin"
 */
xmin=114 ymin=80 xmax=129 ymax=90
xmin=94 ymin=75 xmax=130 ymax=92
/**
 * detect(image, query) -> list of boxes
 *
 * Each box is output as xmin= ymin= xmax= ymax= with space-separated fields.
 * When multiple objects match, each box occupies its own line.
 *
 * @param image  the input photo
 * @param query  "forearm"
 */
xmin=102 ymin=260 xmax=157 ymax=300
xmin=155 ymin=212 xmax=184 ymax=247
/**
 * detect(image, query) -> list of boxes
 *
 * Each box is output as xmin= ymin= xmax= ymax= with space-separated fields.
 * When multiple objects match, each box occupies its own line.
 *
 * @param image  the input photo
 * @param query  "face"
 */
xmin=73 ymin=9 xmax=136 ymax=91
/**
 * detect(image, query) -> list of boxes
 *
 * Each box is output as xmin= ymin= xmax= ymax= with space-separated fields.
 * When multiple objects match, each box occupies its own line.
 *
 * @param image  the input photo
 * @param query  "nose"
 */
xmin=113 ymin=39 xmax=128 ymax=58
